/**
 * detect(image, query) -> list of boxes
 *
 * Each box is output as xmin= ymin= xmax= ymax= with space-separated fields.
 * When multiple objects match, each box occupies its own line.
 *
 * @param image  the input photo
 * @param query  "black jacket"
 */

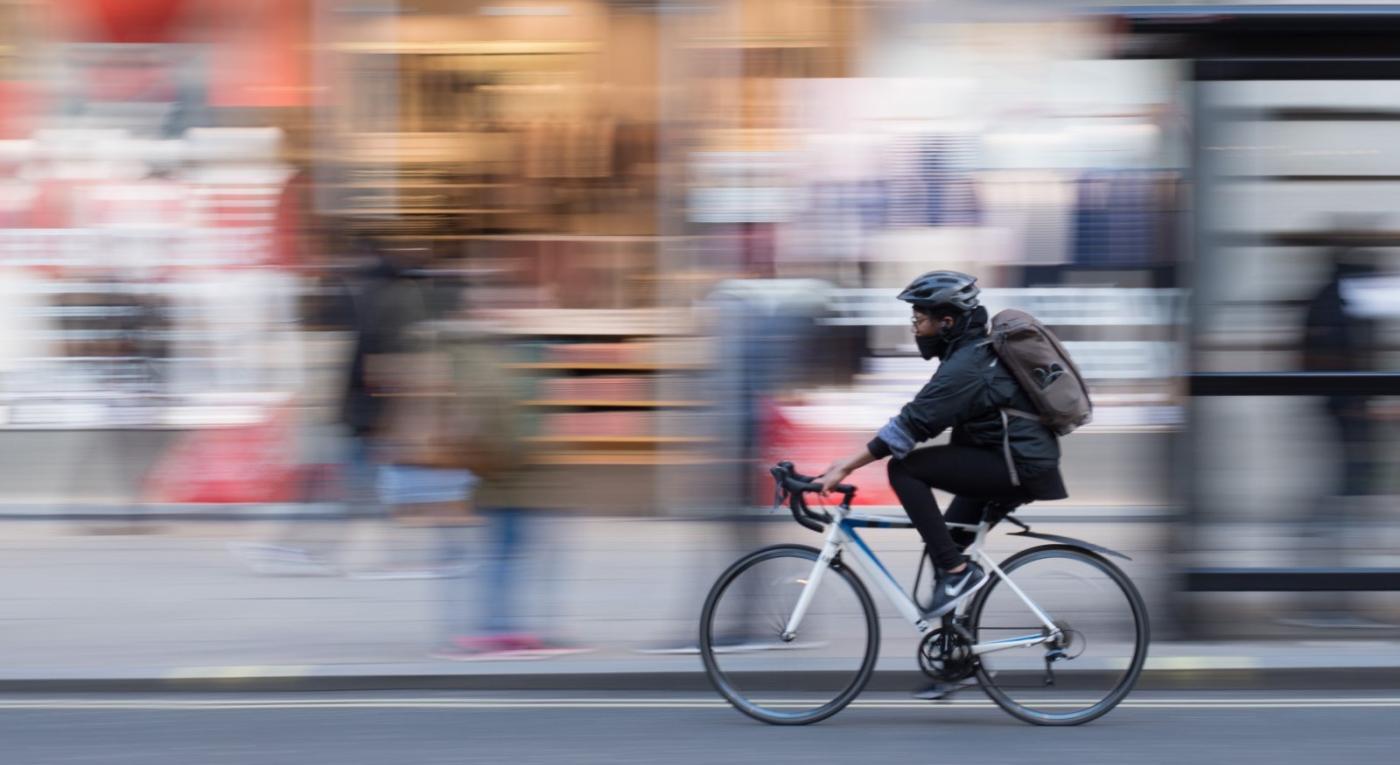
xmin=1302 ymin=267 xmax=1375 ymax=418
xmin=340 ymin=261 xmax=434 ymax=436
xmin=868 ymin=323 xmax=1068 ymax=500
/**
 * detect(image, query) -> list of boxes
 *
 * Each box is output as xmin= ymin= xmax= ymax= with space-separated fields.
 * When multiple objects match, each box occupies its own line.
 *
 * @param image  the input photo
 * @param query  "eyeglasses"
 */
xmin=910 ymin=314 xmax=932 ymax=328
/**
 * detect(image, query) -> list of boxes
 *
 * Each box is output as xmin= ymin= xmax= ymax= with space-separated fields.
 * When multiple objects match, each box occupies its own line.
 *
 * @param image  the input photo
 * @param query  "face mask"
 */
xmin=916 ymin=310 xmax=977 ymax=360
xmin=916 ymin=329 xmax=951 ymax=361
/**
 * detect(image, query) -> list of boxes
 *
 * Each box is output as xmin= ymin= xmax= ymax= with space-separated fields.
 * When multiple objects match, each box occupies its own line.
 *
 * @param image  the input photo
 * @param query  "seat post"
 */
xmin=982 ymin=499 xmax=1027 ymax=529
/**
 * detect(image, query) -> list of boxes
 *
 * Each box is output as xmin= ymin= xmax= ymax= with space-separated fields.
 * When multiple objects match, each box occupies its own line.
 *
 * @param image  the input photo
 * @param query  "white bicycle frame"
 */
xmin=782 ymin=503 xmax=1061 ymax=657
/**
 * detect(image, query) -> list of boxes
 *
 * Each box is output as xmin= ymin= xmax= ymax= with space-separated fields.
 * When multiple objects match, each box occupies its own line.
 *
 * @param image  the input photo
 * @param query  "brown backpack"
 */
xmin=985 ymin=309 xmax=1093 ymax=485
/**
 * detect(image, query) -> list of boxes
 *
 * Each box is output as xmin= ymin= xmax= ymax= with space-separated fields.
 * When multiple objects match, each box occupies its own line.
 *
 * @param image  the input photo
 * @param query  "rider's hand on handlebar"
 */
xmin=816 ymin=462 xmax=851 ymax=496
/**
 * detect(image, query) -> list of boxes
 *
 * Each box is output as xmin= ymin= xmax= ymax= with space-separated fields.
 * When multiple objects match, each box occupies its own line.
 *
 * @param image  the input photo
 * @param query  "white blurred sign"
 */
xmin=688 ymin=151 xmax=797 ymax=223
xmin=1342 ymin=276 xmax=1400 ymax=318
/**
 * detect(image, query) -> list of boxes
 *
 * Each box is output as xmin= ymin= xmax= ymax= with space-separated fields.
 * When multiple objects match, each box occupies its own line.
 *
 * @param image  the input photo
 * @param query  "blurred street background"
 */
xmin=0 ymin=0 xmax=1398 ymax=758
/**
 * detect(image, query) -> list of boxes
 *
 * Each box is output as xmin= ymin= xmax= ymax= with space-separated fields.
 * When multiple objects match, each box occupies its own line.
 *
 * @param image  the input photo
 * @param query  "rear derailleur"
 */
xmin=1041 ymin=621 xmax=1084 ymax=687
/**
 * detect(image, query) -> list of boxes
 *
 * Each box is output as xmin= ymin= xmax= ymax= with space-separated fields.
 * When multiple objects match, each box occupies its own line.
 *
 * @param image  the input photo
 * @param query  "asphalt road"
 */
xmin=3 ymin=691 xmax=1397 ymax=765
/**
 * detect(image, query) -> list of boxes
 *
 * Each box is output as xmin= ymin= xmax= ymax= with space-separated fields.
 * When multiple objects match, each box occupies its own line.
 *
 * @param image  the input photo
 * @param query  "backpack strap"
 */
xmin=998 ymin=408 xmax=1048 ymax=489
xmin=999 ymin=408 xmax=1022 ymax=488
xmin=1003 ymin=408 xmax=1044 ymax=423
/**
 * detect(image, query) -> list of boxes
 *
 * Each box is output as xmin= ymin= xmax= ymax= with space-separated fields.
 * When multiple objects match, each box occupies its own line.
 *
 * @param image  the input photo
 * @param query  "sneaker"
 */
xmin=912 ymin=676 xmax=979 ymax=701
xmin=495 ymin=634 xmax=594 ymax=658
xmin=924 ymin=561 xmax=988 ymax=618
xmin=227 ymin=542 xmax=339 ymax=577
xmin=431 ymin=636 xmax=534 ymax=662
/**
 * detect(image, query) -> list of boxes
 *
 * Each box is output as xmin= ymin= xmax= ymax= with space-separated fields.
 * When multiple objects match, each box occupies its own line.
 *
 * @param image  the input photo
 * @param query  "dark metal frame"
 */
xmin=1109 ymin=7 xmax=1400 ymax=626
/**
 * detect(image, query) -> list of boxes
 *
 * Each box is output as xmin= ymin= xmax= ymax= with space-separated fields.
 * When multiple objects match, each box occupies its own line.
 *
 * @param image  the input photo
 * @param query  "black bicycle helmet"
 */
xmin=897 ymin=270 xmax=980 ymax=313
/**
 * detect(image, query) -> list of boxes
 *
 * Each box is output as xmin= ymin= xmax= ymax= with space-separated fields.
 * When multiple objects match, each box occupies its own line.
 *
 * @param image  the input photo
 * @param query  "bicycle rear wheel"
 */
xmin=700 ymin=544 xmax=879 ymax=725
xmin=967 ymin=545 xmax=1149 ymax=726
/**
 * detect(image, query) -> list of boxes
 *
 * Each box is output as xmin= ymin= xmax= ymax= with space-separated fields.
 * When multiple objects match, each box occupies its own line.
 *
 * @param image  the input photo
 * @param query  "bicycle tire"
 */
xmin=967 ymin=544 xmax=1150 ymax=726
xmin=700 ymin=544 xmax=880 ymax=725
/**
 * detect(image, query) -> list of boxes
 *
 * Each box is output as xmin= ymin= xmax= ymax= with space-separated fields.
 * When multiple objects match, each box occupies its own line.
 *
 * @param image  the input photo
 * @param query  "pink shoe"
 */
xmin=430 ymin=635 xmax=522 ymax=661
xmin=431 ymin=634 xmax=594 ymax=661
xmin=491 ymin=633 xmax=593 ymax=658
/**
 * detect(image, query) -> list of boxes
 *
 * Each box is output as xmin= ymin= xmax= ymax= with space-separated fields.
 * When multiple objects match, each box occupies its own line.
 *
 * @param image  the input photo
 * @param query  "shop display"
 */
xmin=488 ymin=310 xmax=714 ymax=481
xmin=0 ymin=129 xmax=302 ymax=430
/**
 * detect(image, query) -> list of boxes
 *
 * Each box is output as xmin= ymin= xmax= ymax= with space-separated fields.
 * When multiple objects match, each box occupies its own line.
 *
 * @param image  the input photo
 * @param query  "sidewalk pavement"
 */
xmin=1 ymin=514 xmax=1398 ymax=692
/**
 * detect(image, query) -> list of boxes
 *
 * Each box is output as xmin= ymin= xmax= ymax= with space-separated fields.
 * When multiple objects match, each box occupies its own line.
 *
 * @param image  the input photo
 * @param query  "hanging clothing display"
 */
xmin=1071 ymin=170 xmax=1162 ymax=269
xmin=884 ymin=132 xmax=981 ymax=228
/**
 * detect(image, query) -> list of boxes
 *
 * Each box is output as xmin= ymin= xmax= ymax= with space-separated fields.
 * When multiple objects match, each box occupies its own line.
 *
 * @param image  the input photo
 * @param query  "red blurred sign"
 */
xmin=144 ymin=407 xmax=299 ymax=504
xmin=74 ymin=0 xmax=191 ymax=44
xmin=761 ymin=404 xmax=899 ymax=507
xmin=64 ymin=1 xmax=313 ymax=108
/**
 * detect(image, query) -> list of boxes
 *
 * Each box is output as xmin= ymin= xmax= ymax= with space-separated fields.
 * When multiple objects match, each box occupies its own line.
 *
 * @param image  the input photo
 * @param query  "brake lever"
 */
xmin=788 ymin=489 xmax=826 ymax=533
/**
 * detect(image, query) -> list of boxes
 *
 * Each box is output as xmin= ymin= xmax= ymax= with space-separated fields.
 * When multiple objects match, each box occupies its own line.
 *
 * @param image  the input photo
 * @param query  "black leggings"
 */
xmin=887 ymin=445 xmax=1031 ymax=571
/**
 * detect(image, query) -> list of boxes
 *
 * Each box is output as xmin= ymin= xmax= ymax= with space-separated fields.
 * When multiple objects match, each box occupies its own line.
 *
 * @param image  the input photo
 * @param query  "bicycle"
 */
xmin=699 ymin=461 xmax=1149 ymax=726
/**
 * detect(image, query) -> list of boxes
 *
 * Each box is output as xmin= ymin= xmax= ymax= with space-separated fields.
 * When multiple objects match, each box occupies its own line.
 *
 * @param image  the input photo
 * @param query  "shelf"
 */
xmin=530 ymin=451 xmax=714 ymax=467
xmin=683 ymin=39 xmax=830 ymax=50
xmin=1225 ymin=175 xmax=1400 ymax=183
xmin=523 ymin=400 xmax=707 ymax=408
xmin=332 ymin=41 xmax=599 ymax=56
xmin=482 ymin=309 xmax=699 ymax=338
xmin=507 ymin=363 xmax=703 ymax=372
xmin=378 ymin=234 xmax=678 ymax=243
xmin=525 ymin=436 xmax=716 ymax=446
xmin=1218 ymin=107 xmax=1400 ymax=123
xmin=1217 ymin=230 xmax=1400 ymax=247
xmin=329 ymin=208 xmax=524 ymax=216
xmin=334 ymin=183 xmax=509 ymax=190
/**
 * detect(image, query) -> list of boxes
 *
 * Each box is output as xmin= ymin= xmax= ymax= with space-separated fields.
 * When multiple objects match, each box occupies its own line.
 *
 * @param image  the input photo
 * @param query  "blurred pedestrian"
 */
xmin=361 ymin=249 xmax=477 ymax=577
xmin=427 ymin=322 xmax=583 ymax=659
xmin=1288 ymin=246 xmax=1386 ymax=629
xmin=638 ymin=279 xmax=832 ymax=653
xmin=230 ymin=238 xmax=464 ymax=577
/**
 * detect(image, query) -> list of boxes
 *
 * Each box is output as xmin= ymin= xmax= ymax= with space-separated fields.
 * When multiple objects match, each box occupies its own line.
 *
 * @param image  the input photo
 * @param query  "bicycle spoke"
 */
xmin=970 ymin=546 xmax=1148 ymax=726
xmin=701 ymin=545 xmax=879 ymax=725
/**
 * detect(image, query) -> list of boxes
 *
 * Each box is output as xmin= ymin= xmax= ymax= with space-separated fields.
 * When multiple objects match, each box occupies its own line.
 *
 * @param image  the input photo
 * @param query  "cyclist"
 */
xmin=816 ymin=270 xmax=1068 ymax=620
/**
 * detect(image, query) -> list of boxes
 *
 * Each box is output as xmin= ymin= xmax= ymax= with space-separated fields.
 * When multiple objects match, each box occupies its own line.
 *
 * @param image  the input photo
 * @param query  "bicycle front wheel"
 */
xmin=968 ymin=545 xmax=1149 ymax=726
xmin=700 ymin=544 xmax=879 ymax=725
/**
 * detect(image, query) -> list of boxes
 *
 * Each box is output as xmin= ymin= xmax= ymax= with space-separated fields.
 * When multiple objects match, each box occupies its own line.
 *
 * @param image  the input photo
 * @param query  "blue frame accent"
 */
xmin=841 ymin=516 xmax=915 ymax=530
xmin=839 ymin=520 xmax=901 ymax=587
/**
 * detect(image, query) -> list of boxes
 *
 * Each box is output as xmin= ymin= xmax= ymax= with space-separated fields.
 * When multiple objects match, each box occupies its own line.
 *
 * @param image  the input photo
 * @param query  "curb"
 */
xmin=3 ymin=667 xmax=1399 ymax=694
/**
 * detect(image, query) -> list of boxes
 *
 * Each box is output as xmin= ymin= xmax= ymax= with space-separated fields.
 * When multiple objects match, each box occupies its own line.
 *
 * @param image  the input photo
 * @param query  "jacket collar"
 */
xmin=943 ymin=321 xmax=989 ymax=359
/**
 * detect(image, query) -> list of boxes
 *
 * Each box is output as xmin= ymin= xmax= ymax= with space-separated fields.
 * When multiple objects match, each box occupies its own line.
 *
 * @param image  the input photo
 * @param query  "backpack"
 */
xmin=985 ymin=309 xmax=1093 ymax=486
xmin=382 ymin=320 xmax=532 ymax=480
xmin=434 ymin=324 xmax=534 ymax=480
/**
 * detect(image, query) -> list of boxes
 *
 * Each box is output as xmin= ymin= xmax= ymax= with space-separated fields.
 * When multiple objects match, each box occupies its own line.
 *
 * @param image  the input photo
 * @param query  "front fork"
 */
xmin=781 ymin=524 xmax=843 ymax=640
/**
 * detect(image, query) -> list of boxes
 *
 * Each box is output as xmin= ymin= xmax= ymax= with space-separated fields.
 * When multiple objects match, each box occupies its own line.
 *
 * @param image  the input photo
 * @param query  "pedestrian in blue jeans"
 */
xmin=427 ymin=326 xmax=585 ymax=660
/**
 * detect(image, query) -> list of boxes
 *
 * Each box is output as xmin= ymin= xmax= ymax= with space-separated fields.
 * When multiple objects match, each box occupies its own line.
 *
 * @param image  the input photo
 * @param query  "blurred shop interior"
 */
xmin=0 ymin=1 xmax=1393 ymax=636
xmin=0 ymin=1 xmax=1186 ymax=510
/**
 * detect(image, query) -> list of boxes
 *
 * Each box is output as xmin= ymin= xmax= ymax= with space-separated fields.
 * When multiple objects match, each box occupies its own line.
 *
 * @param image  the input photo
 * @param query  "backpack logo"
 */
xmin=1032 ymin=363 xmax=1065 ymax=390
